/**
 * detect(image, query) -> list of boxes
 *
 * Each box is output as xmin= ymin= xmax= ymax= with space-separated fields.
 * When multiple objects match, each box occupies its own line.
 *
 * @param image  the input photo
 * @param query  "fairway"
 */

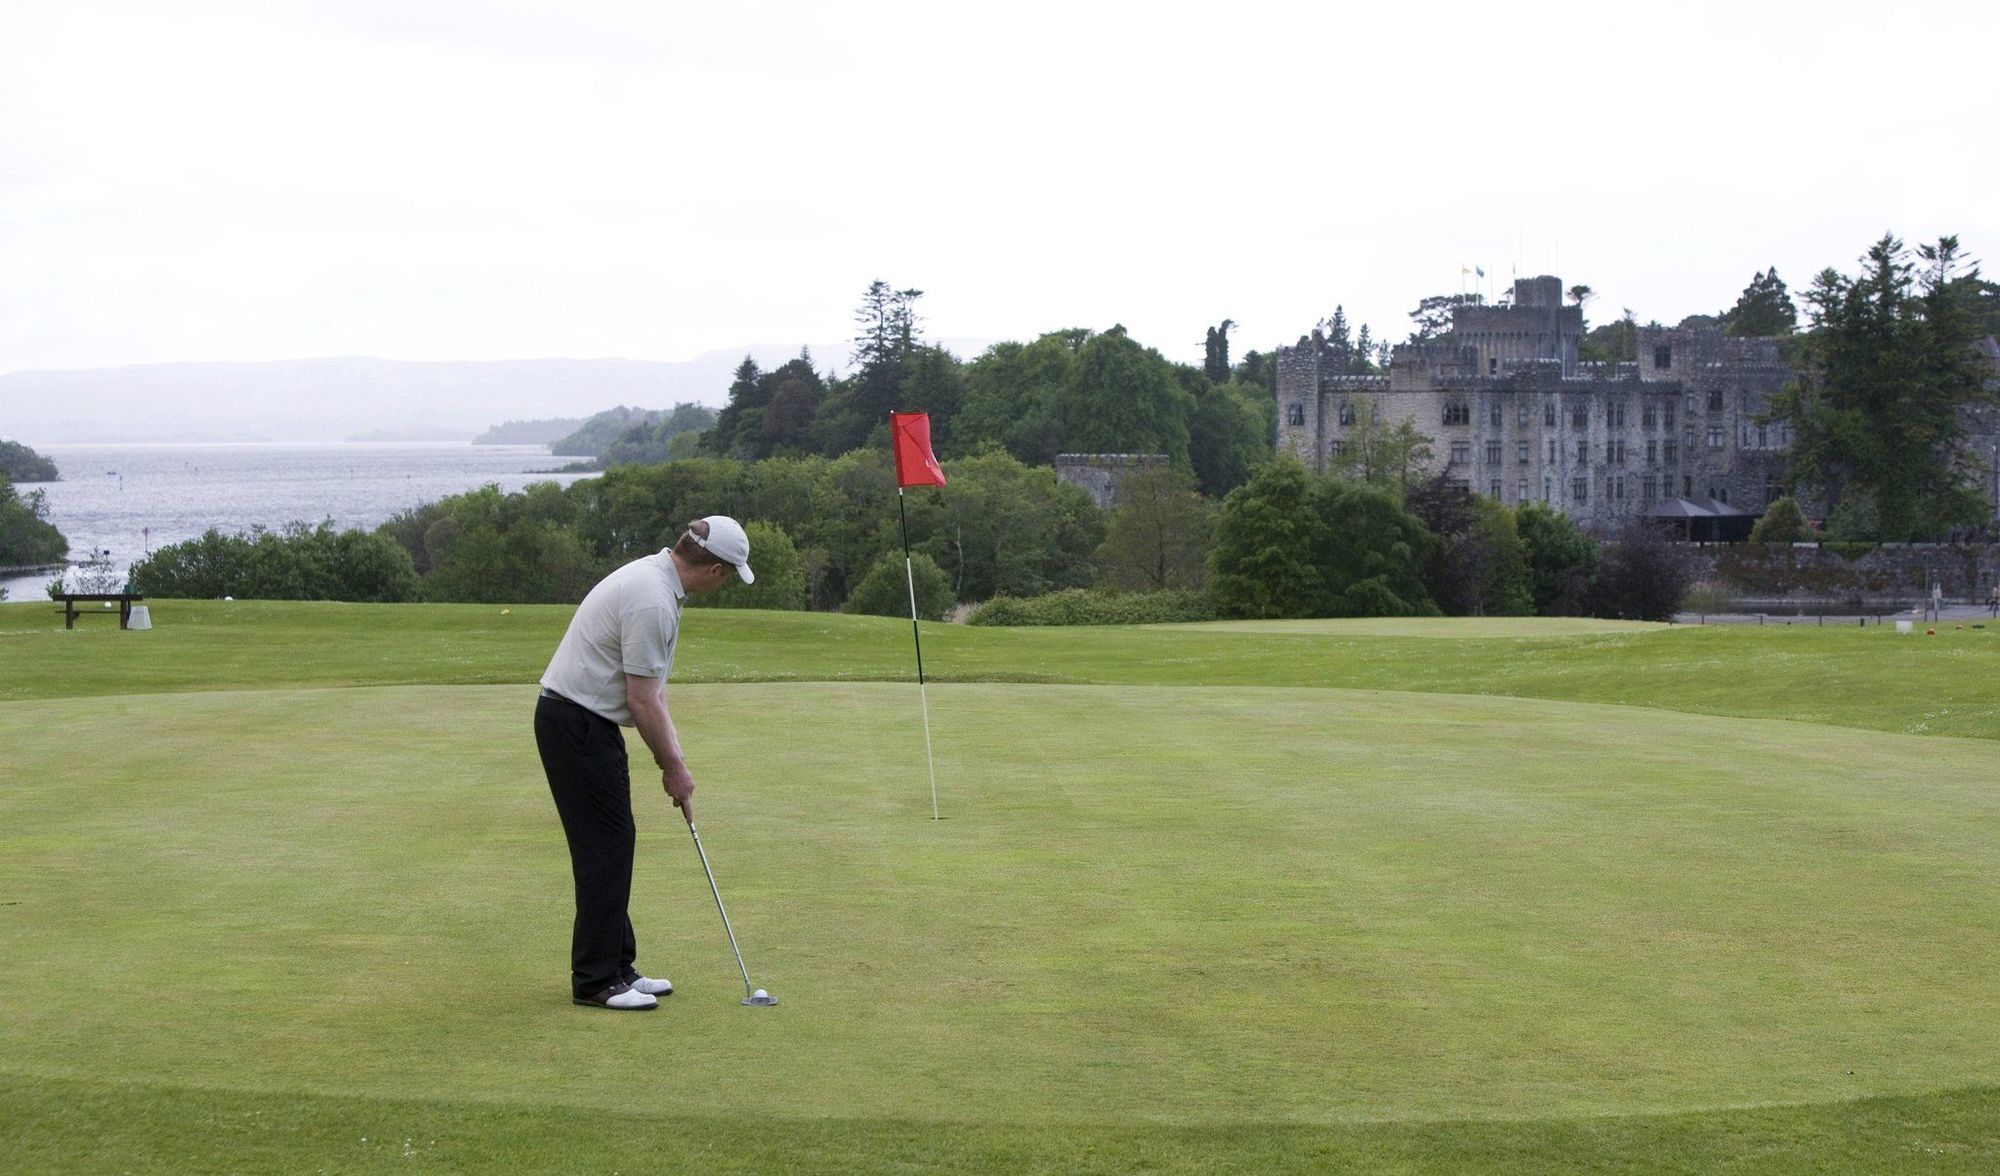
xmin=3 ymin=603 xmax=1999 ymax=1171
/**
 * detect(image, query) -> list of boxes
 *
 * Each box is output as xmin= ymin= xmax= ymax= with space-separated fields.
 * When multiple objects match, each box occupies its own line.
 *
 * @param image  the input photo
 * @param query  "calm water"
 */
xmin=1 ymin=443 xmax=593 ymax=599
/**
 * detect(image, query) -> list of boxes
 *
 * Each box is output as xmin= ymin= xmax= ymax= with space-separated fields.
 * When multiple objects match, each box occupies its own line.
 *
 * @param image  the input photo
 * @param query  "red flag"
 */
xmin=890 ymin=411 xmax=946 ymax=488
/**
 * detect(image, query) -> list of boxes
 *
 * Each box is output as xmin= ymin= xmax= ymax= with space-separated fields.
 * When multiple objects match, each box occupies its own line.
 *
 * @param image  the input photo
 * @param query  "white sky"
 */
xmin=2 ymin=0 xmax=1994 ymax=377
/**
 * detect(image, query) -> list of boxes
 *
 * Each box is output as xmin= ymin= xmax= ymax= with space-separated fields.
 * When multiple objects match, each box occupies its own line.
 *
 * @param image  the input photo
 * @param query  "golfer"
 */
xmin=534 ymin=516 xmax=754 ymax=1010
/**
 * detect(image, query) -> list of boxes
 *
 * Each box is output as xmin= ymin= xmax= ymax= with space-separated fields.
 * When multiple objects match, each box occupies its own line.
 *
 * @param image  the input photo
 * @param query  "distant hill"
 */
xmin=474 ymin=417 xmax=586 ymax=446
xmin=0 ymin=341 xmax=994 ymax=444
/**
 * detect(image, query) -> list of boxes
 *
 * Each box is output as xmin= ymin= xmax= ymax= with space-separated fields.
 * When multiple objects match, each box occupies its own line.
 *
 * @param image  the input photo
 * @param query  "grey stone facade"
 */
xmin=1276 ymin=275 xmax=1796 ymax=531
xmin=1054 ymin=453 xmax=1170 ymax=511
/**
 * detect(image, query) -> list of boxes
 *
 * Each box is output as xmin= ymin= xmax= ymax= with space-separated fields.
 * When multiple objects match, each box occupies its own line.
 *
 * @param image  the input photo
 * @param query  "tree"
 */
xmin=844 ymin=551 xmax=954 ymax=621
xmin=1187 ymin=375 xmax=1271 ymax=498
xmin=1208 ymin=457 xmax=1331 ymax=618
xmin=1721 ymin=268 xmax=1798 ymax=337
xmin=700 ymin=357 xmax=767 ymax=458
xmin=1769 ymin=234 xmax=1994 ymax=540
xmin=685 ymin=520 xmax=808 ymax=610
xmin=1405 ymin=476 xmax=1530 ymax=615
xmin=1589 ymin=520 xmax=1692 ymax=621
xmin=1203 ymin=320 xmax=1234 ymax=383
xmin=1578 ymin=308 xmax=1639 ymax=364
xmin=1330 ymin=399 xmax=1434 ymax=490
xmin=0 ymin=477 xmax=69 ymax=568
xmin=1748 ymin=495 xmax=1812 ymax=544
xmin=1515 ymin=502 xmax=1597 ymax=615
xmin=0 ymin=440 xmax=59 ymax=482
xmin=1314 ymin=480 xmax=1437 ymax=617
xmin=1053 ymin=327 xmax=1194 ymax=463
xmin=1407 ymin=293 xmax=1482 ymax=342
xmin=1093 ymin=465 xmax=1215 ymax=591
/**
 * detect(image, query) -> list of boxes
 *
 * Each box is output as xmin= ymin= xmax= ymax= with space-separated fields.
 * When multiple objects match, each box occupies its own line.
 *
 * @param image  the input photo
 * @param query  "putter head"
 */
xmin=743 ymin=990 xmax=778 ymax=1007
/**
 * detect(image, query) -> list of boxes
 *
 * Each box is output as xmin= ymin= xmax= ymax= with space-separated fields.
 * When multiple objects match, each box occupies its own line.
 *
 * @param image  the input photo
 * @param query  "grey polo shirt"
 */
xmin=539 ymin=551 xmax=685 ymax=726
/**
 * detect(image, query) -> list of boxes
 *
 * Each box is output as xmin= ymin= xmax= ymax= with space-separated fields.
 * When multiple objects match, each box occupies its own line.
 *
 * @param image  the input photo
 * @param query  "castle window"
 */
xmin=1572 ymin=477 xmax=1589 ymax=501
xmin=1707 ymin=427 xmax=1725 ymax=449
xmin=1451 ymin=441 xmax=1471 ymax=464
xmin=1544 ymin=402 xmax=1557 ymax=427
xmin=1287 ymin=403 xmax=1305 ymax=427
xmin=1443 ymin=400 xmax=1470 ymax=426
xmin=1654 ymin=347 xmax=1672 ymax=370
xmin=1485 ymin=440 xmax=1502 ymax=464
xmin=1517 ymin=441 xmax=1529 ymax=464
xmin=1571 ymin=406 xmax=1588 ymax=430
xmin=1338 ymin=401 xmax=1355 ymax=426
xmin=1707 ymin=389 xmax=1724 ymax=412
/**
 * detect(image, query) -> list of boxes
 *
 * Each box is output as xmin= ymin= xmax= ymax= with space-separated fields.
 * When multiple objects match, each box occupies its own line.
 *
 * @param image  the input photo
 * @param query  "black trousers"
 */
xmin=534 ymin=693 xmax=640 ymax=997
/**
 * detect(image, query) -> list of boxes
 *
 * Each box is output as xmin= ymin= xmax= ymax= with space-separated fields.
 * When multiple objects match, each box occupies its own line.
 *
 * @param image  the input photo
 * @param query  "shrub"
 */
xmin=688 ymin=520 xmax=808 ymax=611
xmin=967 ymin=588 xmax=1217 ymax=626
xmin=844 ymin=551 xmax=954 ymax=621
xmin=130 ymin=523 xmax=418 ymax=602
xmin=1589 ymin=521 xmax=1693 ymax=621
xmin=1749 ymin=496 xmax=1813 ymax=544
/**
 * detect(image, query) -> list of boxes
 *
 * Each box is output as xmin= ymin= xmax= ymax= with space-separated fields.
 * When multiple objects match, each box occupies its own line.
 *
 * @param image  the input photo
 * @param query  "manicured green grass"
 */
xmin=4 ymin=667 xmax=1999 ymax=1170
xmin=5 ymin=599 xmax=1997 ymax=738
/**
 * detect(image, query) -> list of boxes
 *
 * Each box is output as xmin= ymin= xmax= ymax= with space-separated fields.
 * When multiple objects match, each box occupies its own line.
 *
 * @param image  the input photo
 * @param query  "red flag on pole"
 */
xmin=890 ymin=411 xmax=946 ymax=488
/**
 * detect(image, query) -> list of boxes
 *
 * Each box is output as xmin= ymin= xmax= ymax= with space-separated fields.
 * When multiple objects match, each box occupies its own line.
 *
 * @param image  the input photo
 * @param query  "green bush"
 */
xmin=0 ymin=479 xmax=68 ymax=568
xmin=844 ymin=552 xmax=954 ymax=621
xmin=689 ymin=520 xmax=808 ymax=611
xmin=1749 ymin=496 xmax=1813 ymax=544
xmin=130 ymin=523 xmax=418 ymax=602
xmin=967 ymin=588 xmax=1217 ymax=627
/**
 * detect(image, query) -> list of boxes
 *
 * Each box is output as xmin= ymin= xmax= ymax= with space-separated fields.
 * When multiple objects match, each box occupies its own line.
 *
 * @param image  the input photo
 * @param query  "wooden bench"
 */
xmin=57 ymin=593 xmax=146 ymax=630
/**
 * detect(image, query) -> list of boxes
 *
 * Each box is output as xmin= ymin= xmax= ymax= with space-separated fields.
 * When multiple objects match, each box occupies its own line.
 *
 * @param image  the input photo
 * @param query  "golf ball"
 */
xmin=753 ymin=989 xmax=768 ymax=999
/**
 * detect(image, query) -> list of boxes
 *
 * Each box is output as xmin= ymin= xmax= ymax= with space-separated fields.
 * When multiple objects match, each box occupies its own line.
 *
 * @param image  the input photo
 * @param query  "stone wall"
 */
xmin=1687 ymin=543 xmax=2000 ymax=604
xmin=1054 ymin=453 xmax=1170 ymax=511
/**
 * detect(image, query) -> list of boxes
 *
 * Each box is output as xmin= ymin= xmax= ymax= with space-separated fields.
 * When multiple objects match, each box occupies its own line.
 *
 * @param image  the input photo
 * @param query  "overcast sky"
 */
xmin=2 ymin=0 xmax=1993 ymax=380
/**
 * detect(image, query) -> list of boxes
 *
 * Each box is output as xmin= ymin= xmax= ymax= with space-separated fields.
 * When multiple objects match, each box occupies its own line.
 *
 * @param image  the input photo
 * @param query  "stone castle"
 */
xmin=1276 ymin=275 xmax=1794 ymax=532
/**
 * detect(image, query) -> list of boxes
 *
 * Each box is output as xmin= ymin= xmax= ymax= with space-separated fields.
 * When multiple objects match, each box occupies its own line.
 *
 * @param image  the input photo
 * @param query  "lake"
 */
xmin=2 ymin=443 xmax=594 ymax=599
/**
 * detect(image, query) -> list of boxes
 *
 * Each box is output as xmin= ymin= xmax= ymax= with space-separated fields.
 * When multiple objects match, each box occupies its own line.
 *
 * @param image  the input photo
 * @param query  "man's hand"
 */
xmin=662 ymin=761 xmax=696 ymax=824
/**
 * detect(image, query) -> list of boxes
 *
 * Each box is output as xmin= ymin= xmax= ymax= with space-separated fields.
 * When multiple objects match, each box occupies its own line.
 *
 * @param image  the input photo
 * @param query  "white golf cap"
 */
xmin=693 ymin=515 xmax=755 ymax=583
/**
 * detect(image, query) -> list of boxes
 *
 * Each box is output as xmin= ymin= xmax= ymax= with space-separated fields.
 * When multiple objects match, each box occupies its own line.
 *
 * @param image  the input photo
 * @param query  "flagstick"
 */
xmin=897 ymin=486 xmax=941 ymax=820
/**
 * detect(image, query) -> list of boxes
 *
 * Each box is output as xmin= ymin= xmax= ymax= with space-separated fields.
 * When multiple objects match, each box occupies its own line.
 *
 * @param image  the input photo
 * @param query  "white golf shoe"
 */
xmin=573 ymin=980 xmax=657 ymax=1011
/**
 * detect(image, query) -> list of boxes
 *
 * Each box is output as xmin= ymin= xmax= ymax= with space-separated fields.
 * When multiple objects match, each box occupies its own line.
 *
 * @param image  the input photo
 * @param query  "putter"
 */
xmin=686 ymin=821 xmax=778 ymax=1006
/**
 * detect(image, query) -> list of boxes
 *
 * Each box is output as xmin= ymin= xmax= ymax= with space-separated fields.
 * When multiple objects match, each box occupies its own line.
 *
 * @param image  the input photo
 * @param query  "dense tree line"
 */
xmin=1769 ymin=233 xmax=1997 ymax=541
xmin=0 ymin=440 xmax=60 ymax=483
xmin=0 ymin=476 xmax=69 ymax=580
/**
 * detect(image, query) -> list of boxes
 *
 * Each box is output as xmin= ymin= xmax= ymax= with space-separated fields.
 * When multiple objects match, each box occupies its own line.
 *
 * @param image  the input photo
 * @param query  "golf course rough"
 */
xmin=1 ymin=600 xmax=1996 ymax=1172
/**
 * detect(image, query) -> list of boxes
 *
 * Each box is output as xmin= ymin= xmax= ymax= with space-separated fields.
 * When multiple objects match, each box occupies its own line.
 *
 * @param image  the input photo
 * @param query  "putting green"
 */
xmin=1146 ymin=616 xmax=1666 ymax=637
xmin=4 ymin=681 xmax=1996 ymax=1134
